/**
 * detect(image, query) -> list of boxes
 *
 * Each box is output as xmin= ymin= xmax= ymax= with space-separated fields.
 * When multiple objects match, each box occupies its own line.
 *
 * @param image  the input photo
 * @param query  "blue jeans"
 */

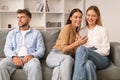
xmin=46 ymin=48 xmax=74 ymax=80
xmin=0 ymin=58 xmax=42 ymax=80
xmin=72 ymin=46 xmax=109 ymax=80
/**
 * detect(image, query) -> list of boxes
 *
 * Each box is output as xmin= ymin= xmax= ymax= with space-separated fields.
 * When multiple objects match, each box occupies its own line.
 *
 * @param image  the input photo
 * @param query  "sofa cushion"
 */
xmin=97 ymin=62 xmax=120 ymax=80
xmin=40 ymin=29 xmax=60 ymax=59
xmin=109 ymin=42 xmax=120 ymax=67
xmin=0 ymin=29 xmax=11 ymax=58
xmin=41 ymin=60 xmax=52 ymax=80
xmin=11 ymin=69 xmax=27 ymax=80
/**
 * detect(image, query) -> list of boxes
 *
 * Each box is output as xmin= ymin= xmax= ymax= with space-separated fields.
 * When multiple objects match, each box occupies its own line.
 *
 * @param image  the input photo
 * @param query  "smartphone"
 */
xmin=79 ymin=28 xmax=88 ymax=37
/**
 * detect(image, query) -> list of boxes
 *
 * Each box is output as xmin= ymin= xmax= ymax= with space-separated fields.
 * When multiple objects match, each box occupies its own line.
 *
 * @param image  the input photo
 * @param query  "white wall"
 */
xmin=85 ymin=0 xmax=120 ymax=42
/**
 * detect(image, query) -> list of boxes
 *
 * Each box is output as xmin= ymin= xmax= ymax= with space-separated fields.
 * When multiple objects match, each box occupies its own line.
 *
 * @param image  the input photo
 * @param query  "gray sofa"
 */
xmin=0 ymin=28 xmax=120 ymax=80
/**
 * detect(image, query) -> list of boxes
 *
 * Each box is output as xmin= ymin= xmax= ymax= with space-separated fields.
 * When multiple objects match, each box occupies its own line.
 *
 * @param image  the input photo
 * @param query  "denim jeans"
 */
xmin=72 ymin=46 xmax=109 ymax=80
xmin=46 ymin=48 xmax=74 ymax=80
xmin=0 ymin=58 xmax=42 ymax=80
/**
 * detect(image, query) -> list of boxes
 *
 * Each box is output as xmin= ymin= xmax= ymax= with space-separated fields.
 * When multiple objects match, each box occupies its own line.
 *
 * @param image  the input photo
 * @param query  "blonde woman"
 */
xmin=73 ymin=5 xmax=110 ymax=80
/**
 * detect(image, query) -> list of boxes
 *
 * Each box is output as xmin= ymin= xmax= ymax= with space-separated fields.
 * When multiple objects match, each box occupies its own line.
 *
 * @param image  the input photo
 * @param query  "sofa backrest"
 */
xmin=0 ymin=29 xmax=11 ymax=58
xmin=0 ymin=28 xmax=114 ymax=60
xmin=40 ymin=29 xmax=60 ymax=59
xmin=0 ymin=28 xmax=60 ymax=59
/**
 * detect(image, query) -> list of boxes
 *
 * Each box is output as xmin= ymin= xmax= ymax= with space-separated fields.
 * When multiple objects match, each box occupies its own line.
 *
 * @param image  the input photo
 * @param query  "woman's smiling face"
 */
xmin=86 ymin=10 xmax=98 ymax=26
xmin=70 ymin=11 xmax=83 ymax=28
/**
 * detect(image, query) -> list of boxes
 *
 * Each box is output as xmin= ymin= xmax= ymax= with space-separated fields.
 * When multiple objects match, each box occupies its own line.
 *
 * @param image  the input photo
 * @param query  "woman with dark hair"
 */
xmin=46 ymin=8 xmax=87 ymax=80
xmin=72 ymin=5 xmax=110 ymax=80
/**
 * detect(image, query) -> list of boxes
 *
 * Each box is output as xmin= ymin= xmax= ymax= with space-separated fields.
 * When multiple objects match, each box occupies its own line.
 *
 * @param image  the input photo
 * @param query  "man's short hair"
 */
xmin=17 ymin=9 xmax=32 ymax=18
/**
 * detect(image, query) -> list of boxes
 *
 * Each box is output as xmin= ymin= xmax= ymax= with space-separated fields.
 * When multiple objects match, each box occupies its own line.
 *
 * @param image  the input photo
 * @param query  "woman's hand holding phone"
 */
xmin=76 ymin=35 xmax=88 ymax=46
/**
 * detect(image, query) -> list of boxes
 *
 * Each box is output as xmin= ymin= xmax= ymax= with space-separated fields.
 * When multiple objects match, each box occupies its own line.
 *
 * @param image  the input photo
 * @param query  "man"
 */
xmin=0 ymin=9 xmax=45 ymax=80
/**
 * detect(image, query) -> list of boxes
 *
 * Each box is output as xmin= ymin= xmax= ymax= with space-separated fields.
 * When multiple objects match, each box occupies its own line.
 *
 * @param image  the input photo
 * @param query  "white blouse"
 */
xmin=79 ymin=25 xmax=110 ymax=56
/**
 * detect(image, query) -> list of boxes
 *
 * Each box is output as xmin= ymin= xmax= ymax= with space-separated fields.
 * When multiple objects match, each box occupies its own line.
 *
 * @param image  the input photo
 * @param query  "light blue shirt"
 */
xmin=4 ymin=27 xmax=45 ymax=59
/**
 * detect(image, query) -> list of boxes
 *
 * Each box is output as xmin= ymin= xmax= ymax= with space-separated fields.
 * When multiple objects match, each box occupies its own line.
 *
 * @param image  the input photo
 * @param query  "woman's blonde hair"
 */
xmin=86 ymin=5 xmax=102 ymax=26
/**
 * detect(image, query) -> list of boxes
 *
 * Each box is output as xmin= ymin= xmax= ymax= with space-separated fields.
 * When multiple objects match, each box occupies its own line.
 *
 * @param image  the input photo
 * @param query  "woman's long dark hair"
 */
xmin=66 ymin=8 xmax=83 ymax=25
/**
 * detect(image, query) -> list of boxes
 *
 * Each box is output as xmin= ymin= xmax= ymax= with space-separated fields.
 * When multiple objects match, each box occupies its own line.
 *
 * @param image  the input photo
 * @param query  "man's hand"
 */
xmin=12 ymin=56 xmax=23 ymax=67
xmin=22 ymin=55 xmax=34 ymax=64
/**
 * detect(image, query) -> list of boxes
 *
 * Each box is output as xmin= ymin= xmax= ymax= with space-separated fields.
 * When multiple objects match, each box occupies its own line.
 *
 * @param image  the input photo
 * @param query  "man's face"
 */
xmin=17 ymin=13 xmax=31 ymax=28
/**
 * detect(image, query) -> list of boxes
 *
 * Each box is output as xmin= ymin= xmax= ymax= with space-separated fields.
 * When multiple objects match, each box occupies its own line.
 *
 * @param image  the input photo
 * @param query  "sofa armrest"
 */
xmin=109 ymin=42 xmax=120 ymax=67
